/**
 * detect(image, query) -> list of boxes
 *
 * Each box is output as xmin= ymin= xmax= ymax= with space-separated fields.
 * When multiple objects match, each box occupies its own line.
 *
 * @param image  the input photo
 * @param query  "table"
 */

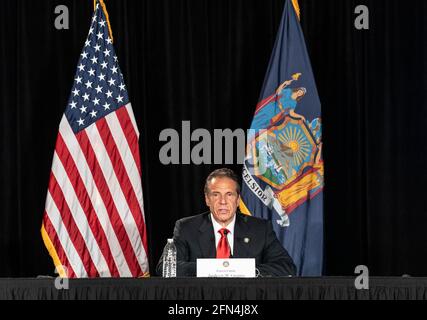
xmin=1 ymin=277 xmax=426 ymax=300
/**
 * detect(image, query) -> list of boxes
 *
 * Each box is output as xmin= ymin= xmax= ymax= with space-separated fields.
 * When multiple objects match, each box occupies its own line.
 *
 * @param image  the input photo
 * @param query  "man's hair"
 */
xmin=204 ymin=168 xmax=241 ymax=195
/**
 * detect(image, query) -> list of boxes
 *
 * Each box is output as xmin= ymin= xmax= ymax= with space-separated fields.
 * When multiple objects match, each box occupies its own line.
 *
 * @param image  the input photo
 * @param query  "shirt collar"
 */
xmin=210 ymin=212 xmax=236 ymax=235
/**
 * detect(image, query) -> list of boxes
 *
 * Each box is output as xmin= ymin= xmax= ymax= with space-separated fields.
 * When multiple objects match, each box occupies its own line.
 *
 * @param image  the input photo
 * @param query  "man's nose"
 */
xmin=219 ymin=195 xmax=227 ymax=204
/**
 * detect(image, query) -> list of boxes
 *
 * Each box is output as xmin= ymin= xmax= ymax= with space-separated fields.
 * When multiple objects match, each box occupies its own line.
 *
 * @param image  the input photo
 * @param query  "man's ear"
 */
xmin=205 ymin=193 xmax=210 ymax=207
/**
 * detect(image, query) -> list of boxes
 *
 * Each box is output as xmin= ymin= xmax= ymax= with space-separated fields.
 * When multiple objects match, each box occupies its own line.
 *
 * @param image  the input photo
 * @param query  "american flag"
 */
xmin=41 ymin=1 xmax=149 ymax=278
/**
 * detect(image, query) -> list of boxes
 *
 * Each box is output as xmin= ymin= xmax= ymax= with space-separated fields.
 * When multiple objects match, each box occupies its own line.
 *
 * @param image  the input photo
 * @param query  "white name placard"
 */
xmin=196 ymin=258 xmax=256 ymax=278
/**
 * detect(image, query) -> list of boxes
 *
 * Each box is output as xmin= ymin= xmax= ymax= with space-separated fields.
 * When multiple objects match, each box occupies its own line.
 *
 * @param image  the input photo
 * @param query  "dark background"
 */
xmin=1 ymin=0 xmax=426 ymax=277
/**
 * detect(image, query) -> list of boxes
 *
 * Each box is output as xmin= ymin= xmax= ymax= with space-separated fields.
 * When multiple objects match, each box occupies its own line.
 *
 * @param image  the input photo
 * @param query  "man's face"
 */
xmin=205 ymin=177 xmax=240 ymax=227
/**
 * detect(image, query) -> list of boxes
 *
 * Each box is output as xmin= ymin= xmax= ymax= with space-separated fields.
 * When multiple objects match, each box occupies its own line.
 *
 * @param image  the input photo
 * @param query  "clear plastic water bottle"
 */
xmin=162 ymin=238 xmax=177 ymax=277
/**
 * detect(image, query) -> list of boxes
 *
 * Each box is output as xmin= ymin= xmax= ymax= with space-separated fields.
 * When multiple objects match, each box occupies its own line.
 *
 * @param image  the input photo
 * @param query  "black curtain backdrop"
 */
xmin=1 ymin=0 xmax=426 ymax=277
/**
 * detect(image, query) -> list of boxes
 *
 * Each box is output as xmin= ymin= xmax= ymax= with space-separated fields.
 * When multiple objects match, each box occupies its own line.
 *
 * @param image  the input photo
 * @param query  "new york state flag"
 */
xmin=240 ymin=0 xmax=324 ymax=276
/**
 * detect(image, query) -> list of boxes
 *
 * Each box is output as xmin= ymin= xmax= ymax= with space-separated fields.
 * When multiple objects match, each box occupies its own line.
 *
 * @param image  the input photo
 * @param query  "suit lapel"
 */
xmin=198 ymin=213 xmax=216 ymax=258
xmin=233 ymin=213 xmax=251 ymax=258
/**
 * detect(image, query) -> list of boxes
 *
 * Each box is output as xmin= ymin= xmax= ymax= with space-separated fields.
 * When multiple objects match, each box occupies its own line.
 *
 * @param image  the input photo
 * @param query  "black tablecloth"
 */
xmin=1 ymin=277 xmax=426 ymax=300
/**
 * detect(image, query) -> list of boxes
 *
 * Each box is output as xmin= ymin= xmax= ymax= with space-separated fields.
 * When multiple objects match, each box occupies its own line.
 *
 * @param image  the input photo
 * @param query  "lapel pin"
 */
xmin=244 ymin=237 xmax=250 ymax=243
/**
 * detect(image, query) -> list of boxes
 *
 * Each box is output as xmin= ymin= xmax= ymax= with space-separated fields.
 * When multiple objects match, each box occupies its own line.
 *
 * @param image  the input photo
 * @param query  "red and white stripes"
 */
xmin=42 ymin=103 xmax=149 ymax=278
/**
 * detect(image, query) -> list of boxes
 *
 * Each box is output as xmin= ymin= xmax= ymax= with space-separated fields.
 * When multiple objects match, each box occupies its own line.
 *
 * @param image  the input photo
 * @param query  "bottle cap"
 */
xmin=167 ymin=238 xmax=174 ymax=243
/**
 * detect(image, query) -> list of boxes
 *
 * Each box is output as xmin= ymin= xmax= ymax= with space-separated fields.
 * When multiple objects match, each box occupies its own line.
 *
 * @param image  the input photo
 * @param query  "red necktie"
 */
xmin=216 ymin=228 xmax=231 ymax=258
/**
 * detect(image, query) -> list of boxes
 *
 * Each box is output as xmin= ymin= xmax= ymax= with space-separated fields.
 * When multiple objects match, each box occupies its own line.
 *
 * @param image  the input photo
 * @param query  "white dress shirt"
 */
xmin=210 ymin=213 xmax=236 ymax=256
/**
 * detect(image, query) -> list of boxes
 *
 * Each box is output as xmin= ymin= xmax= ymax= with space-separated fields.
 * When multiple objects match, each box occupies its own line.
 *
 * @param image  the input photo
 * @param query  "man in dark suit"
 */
xmin=157 ymin=168 xmax=296 ymax=277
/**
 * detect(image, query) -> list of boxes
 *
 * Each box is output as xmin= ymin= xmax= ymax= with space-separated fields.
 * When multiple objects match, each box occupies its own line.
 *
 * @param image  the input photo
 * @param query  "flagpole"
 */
xmin=94 ymin=0 xmax=114 ymax=43
xmin=291 ymin=0 xmax=300 ymax=20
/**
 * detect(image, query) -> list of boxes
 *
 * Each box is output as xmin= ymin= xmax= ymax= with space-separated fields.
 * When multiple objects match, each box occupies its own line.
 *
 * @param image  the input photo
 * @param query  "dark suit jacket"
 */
xmin=156 ymin=212 xmax=296 ymax=277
